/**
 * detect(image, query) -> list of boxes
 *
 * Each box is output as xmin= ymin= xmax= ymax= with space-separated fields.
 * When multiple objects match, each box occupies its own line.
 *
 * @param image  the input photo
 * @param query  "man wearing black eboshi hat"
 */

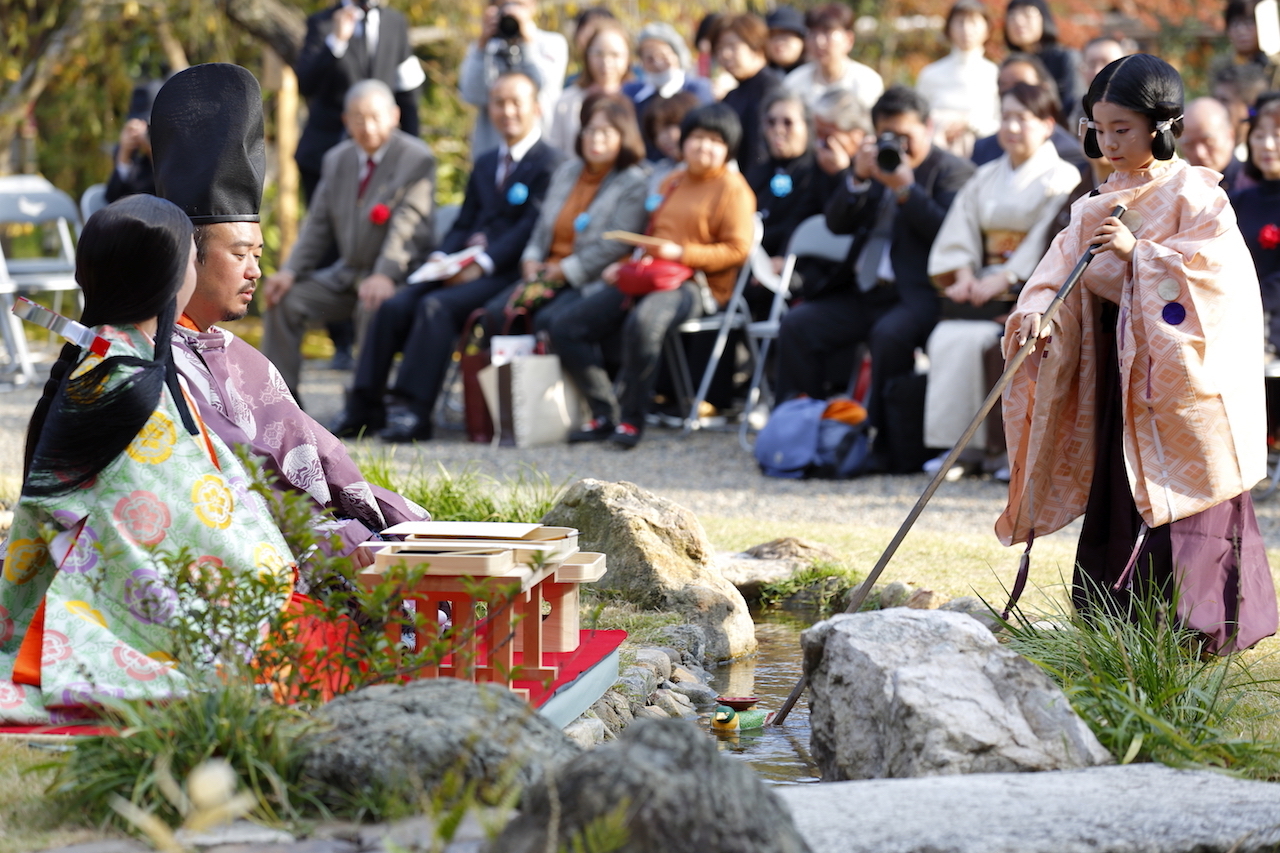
xmin=151 ymin=63 xmax=430 ymax=573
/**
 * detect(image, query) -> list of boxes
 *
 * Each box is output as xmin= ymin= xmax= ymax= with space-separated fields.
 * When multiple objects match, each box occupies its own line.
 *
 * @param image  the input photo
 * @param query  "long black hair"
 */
xmin=23 ymin=194 xmax=197 ymax=497
xmin=1244 ymin=91 xmax=1280 ymax=181
xmin=1081 ymin=53 xmax=1184 ymax=161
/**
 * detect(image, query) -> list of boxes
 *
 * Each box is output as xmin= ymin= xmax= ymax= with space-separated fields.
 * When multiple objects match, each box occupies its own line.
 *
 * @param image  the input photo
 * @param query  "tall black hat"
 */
xmin=150 ymin=63 xmax=265 ymax=224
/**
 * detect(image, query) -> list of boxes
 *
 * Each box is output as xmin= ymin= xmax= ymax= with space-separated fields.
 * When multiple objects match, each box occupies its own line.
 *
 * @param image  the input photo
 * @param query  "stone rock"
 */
xmin=36 ymin=844 xmax=149 ymax=853
xmin=491 ymin=719 xmax=813 ymax=853
xmin=878 ymin=581 xmax=911 ymax=609
xmin=175 ymin=820 xmax=295 ymax=847
xmin=669 ymin=664 xmax=700 ymax=683
xmin=654 ymin=645 xmax=681 ymax=669
xmin=668 ymin=679 xmax=719 ymax=707
xmin=300 ymin=679 xmax=580 ymax=806
xmin=564 ymin=715 xmax=606 ymax=747
xmin=939 ymin=596 xmax=1001 ymax=631
xmin=659 ymin=626 xmax=708 ymax=666
xmin=633 ymin=647 xmax=672 ymax=682
xmin=802 ymin=609 xmax=1112 ymax=781
xmin=652 ymin=688 xmax=695 ymax=717
xmin=616 ymin=665 xmax=658 ymax=704
xmin=743 ymin=537 xmax=838 ymax=562
xmin=716 ymin=554 xmax=809 ymax=599
xmin=904 ymin=588 xmax=938 ymax=609
xmin=776 ymin=764 xmax=1280 ymax=853
xmin=634 ymin=704 xmax=670 ymax=719
xmin=589 ymin=690 xmax=634 ymax=738
xmin=543 ymin=480 xmax=757 ymax=661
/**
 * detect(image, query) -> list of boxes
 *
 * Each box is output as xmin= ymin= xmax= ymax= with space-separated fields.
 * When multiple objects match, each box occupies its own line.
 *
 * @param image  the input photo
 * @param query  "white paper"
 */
xmin=406 ymin=245 xmax=485 ymax=284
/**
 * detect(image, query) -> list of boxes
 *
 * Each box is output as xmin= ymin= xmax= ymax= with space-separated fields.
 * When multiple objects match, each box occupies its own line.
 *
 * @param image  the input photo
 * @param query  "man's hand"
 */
xmin=358 ymin=272 xmax=396 ymax=313
xmin=263 ymin=269 xmax=297 ymax=309
xmin=333 ymin=4 xmax=359 ymax=43
xmin=816 ymin=136 xmax=852 ymax=175
xmin=445 ymin=264 xmax=484 ymax=286
xmin=118 ymin=119 xmax=149 ymax=164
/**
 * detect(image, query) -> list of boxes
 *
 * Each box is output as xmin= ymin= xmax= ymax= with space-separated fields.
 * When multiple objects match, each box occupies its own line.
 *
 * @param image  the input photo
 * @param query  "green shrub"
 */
xmin=757 ymin=560 xmax=866 ymax=616
xmin=1003 ymin=580 xmax=1280 ymax=778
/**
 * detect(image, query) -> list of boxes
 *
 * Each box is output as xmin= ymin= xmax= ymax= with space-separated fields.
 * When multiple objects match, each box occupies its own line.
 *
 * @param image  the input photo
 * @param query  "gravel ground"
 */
xmin=5 ymin=346 xmax=1280 ymax=550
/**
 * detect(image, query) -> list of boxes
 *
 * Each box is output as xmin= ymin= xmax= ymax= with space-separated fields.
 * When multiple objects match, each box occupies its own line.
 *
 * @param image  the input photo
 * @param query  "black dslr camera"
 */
xmin=875 ymin=132 xmax=904 ymax=173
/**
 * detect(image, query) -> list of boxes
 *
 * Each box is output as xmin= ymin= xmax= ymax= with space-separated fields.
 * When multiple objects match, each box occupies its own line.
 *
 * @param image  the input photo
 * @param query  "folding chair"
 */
xmin=0 ymin=175 xmax=82 ymax=385
xmin=738 ymin=214 xmax=853 ymax=450
xmin=80 ymin=183 xmax=109 ymax=222
xmin=663 ymin=214 xmax=765 ymax=434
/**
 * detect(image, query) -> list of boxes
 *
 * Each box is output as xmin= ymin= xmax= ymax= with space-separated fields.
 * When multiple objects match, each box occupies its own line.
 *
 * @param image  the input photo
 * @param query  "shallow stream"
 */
xmin=703 ymin=610 xmax=821 ymax=786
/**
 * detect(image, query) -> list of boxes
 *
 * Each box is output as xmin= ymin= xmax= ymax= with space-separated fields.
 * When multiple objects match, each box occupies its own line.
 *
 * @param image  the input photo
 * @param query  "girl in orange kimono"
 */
xmin=999 ymin=54 xmax=1278 ymax=653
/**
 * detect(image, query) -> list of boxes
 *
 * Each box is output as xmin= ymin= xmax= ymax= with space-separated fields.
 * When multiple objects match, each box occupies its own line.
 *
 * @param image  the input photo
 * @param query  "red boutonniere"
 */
xmin=1261 ymin=224 xmax=1280 ymax=250
xmin=369 ymin=203 xmax=391 ymax=226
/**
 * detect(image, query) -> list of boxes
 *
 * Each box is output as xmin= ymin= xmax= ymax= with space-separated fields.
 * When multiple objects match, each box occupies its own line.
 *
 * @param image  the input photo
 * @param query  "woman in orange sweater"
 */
xmin=550 ymin=103 xmax=756 ymax=448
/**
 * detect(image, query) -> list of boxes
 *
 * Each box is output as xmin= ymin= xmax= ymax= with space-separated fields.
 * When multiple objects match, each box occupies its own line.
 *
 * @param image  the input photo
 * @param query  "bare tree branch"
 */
xmin=218 ymin=0 xmax=306 ymax=66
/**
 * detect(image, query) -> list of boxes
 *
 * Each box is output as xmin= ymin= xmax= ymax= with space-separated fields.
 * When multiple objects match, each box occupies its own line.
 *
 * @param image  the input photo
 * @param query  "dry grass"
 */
xmin=0 ymin=739 xmax=119 ymax=853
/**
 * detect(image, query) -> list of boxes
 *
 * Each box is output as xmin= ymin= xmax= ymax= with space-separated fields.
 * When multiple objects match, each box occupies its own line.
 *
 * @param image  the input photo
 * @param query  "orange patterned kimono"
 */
xmin=998 ymin=158 xmax=1276 ymax=650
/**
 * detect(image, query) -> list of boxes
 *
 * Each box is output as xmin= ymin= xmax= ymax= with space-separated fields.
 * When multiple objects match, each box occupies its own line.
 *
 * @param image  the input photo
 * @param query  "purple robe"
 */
xmin=172 ymin=322 xmax=429 ymax=561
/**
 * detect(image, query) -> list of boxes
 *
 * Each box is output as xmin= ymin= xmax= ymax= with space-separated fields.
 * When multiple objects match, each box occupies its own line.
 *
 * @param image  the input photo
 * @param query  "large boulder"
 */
xmin=542 ymin=479 xmax=757 ymax=661
xmin=802 ymin=609 xmax=1112 ymax=781
xmin=300 ymin=679 xmax=580 ymax=805
xmin=491 ymin=718 xmax=812 ymax=853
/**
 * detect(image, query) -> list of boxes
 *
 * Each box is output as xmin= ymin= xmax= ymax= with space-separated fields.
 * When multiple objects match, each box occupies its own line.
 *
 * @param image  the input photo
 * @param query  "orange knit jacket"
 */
xmin=650 ymin=165 xmax=756 ymax=306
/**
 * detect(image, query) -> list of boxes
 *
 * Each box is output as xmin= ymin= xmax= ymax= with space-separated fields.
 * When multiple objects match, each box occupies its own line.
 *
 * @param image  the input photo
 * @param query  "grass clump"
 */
xmin=358 ymin=455 xmax=565 ymax=523
xmin=582 ymin=595 xmax=685 ymax=647
xmin=757 ymin=559 xmax=866 ymax=616
xmin=1003 ymin=582 xmax=1280 ymax=778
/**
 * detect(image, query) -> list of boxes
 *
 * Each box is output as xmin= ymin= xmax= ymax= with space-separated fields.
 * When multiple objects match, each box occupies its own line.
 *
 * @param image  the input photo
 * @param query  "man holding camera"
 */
xmin=296 ymin=0 xmax=425 ymax=202
xmin=774 ymin=85 xmax=974 ymax=472
xmin=459 ymin=0 xmax=568 ymax=158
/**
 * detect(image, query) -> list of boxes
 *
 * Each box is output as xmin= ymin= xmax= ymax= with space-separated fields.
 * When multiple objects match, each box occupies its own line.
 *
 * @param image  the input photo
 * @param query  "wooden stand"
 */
xmin=358 ymin=524 xmax=607 ymax=705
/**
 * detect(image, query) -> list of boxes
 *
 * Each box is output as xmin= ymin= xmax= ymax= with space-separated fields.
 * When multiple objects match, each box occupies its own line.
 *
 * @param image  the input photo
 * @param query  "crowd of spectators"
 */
xmin=106 ymin=0 xmax=1280 ymax=466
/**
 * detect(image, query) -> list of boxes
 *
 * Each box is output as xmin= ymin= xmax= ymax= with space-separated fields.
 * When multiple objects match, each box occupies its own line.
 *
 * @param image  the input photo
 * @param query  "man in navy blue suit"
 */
xmin=330 ymin=70 xmax=563 ymax=442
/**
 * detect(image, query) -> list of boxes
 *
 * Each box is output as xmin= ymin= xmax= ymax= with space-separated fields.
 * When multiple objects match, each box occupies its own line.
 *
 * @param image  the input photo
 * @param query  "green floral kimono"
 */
xmin=0 ymin=325 xmax=293 ymax=725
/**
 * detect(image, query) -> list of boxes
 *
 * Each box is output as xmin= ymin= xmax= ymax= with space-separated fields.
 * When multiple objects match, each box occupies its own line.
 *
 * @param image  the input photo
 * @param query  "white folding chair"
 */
xmin=0 ymin=175 xmax=83 ymax=385
xmin=664 ymin=214 xmax=765 ymax=434
xmin=738 ymin=214 xmax=853 ymax=449
xmin=80 ymin=183 xmax=109 ymax=222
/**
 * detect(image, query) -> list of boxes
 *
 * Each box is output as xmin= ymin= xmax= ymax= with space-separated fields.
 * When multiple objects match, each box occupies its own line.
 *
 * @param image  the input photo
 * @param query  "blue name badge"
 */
xmin=645 ymin=193 xmax=663 ymax=212
xmin=770 ymin=173 xmax=793 ymax=198
xmin=574 ymin=212 xmax=591 ymax=232
xmin=507 ymin=182 xmax=529 ymax=205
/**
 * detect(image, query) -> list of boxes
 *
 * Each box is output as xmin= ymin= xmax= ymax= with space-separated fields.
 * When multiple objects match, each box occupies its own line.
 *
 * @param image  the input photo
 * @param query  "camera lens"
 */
xmin=497 ymin=13 xmax=521 ymax=39
xmin=876 ymin=133 xmax=902 ymax=172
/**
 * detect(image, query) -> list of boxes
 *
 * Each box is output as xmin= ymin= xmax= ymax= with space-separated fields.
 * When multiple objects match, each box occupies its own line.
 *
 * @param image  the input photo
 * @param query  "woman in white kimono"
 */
xmin=923 ymin=81 xmax=1081 ymax=477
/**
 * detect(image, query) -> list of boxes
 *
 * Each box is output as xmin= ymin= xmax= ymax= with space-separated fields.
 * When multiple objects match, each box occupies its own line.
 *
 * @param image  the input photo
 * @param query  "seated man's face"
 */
xmin=343 ymin=94 xmax=400 ymax=156
xmin=488 ymin=74 xmax=540 ymax=145
xmin=1181 ymin=114 xmax=1235 ymax=170
xmin=188 ymin=222 xmax=263 ymax=331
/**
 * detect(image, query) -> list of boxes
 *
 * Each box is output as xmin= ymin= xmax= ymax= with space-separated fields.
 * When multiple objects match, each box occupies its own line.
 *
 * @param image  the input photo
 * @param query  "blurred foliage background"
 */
xmin=1 ymin=0 xmax=1233 ymax=271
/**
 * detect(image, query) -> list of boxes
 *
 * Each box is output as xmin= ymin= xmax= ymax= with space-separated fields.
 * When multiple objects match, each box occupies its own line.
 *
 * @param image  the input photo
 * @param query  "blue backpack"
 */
xmin=754 ymin=398 xmax=871 ymax=479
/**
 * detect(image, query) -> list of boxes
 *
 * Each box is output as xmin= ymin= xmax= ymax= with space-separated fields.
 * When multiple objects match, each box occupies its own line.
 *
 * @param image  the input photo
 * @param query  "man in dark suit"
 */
xmin=332 ymin=70 xmax=562 ymax=442
xmin=296 ymin=0 xmax=425 ymax=202
xmin=774 ymin=85 xmax=975 ymax=471
xmin=261 ymin=79 xmax=436 ymax=399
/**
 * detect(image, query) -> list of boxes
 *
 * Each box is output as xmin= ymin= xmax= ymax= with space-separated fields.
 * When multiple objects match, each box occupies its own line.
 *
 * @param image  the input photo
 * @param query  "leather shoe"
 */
xmin=381 ymin=408 xmax=433 ymax=443
xmin=329 ymin=406 xmax=384 ymax=439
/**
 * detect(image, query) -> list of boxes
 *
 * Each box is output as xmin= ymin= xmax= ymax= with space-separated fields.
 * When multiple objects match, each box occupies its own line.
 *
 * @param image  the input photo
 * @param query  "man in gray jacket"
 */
xmin=261 ymin=78 xmax=436 ymax=400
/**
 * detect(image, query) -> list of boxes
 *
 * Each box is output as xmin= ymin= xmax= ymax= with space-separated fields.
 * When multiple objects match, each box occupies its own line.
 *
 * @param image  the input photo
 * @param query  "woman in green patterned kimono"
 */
xmin=0 ymin=195 xmax=294 ymax=726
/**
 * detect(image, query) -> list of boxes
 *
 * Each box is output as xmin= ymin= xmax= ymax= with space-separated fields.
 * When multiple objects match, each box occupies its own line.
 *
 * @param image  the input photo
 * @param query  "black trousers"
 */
xmin=775 ymin=289 xmax=936 ymax=436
